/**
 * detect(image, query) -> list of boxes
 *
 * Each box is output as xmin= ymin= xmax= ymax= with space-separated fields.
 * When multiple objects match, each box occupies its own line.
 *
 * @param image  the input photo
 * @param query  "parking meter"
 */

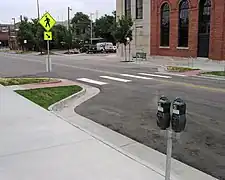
xmin=171 ymin=98 xmax=186 ymax=133
xmin=157 ymin=96 xmax=171 ymax=130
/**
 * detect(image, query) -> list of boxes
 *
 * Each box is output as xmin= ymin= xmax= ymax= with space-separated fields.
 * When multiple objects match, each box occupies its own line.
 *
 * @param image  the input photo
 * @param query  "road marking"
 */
xmin=77 ymin=78 xmax=108 ymax=85
xmin=156 ymin=72 xmax=187 ymax=77
xmin=120 ymin=74 xmax=153 ymax=80
xmin=100 ymin=76 xmax=131 ymax=82
xmin=138 ymin=73 xmax=172 ymax=79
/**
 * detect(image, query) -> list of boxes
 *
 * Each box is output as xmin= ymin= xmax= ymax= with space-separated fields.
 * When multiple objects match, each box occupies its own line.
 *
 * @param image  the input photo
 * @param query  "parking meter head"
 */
xmin=157 ymin=96 xmax=171 ymax=130
xmin=171 ymin=98 xmax=187 ymax=133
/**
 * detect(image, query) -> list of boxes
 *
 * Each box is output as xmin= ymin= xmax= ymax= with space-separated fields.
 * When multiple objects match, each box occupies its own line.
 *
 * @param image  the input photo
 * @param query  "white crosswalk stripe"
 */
xmin=156 ymin=72 xmax=186 ymax=77
xmin=77 ymin=78 xmax=108 ymax=85
xmin=138 ymin=73 xmax=172 ymax=79
xmin=100 ymin=76 xmax=131 ymax=82
xmin=120 ymin=74 xmax=153 ymax=80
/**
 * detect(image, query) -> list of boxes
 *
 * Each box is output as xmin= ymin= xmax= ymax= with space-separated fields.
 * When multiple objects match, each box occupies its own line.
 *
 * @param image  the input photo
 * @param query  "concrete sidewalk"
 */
xmin=0 ymin=84 xmax=165 ymax=180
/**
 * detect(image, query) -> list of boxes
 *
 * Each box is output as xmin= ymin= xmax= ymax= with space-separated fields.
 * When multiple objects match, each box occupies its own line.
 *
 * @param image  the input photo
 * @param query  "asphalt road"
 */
xmin=1 ymin=52 xmax=225 ymax=179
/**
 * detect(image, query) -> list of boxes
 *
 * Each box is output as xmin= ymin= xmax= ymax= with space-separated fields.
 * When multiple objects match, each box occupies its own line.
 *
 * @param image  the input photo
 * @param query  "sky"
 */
xmin=0 ymin=0 xmax=115 ymax=24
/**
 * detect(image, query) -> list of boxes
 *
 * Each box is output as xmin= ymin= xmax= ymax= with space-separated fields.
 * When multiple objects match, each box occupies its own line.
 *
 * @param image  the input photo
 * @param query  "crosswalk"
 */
xmin=100 ymin=76 xmax=131 ymax=82
xmin=76 ymin=78 xmax=108 ymax=85
xmin=77 ymin=72 xmax=186 ymax=86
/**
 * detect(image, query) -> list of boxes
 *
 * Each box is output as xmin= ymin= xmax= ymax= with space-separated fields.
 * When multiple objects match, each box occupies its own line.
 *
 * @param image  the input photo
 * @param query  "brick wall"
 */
xmin=150 ymin=0 xmax=225 ymax=60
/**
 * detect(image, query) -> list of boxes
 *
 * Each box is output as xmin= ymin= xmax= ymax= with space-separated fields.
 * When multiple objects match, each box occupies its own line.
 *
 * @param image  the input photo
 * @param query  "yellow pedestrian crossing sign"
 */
xmin=44 ymin=31 xmax=52 ymax=41
xmin=39 ymin=12 xmax=56 ymax=31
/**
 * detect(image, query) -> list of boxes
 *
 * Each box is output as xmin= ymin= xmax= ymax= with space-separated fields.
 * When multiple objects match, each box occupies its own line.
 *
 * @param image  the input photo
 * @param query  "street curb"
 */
xmin=194 ymin=75 xmax=225 ymax=81
xmin=48 ymin=87 xmax=86 ymax=112
xmin=49 ymin=83 xmax=218 ymax=180
xmin=49 ymin=85 xmax=169 ymax=180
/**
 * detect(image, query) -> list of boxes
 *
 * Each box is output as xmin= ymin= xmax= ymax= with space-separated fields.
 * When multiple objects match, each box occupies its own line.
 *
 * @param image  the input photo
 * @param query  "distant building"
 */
xmin=116 ymin=0 xmax=150 ymax=57
xmin=0 ymin=24 xmax=19 ymax=49
xmin=0 ymin=24 xmax=11 ymax=47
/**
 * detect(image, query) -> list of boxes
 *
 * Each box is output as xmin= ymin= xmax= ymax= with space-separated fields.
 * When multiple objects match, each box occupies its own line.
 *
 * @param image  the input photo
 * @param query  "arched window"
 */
xmin=178 ymin=0 xmax=189 ymax=47
xmin=160 ymin=3 xmax=170 ymax=46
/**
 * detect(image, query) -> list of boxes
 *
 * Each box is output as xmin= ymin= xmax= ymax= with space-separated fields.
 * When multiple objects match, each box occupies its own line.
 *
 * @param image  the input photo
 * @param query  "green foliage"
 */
xmin=0 ymin=78 xmax=52 ymax=86
xmin=94 ymin=12 xmax=116 ymax=43
xmin=167 ymin=66 xmax=200 ymax=72
xmin=16 ymin=85 xmax=82 ymax=109
xmin=71 ymin=12 xmax=91 ymax=41
xmin=17 ymin=17 xmax=45 ymax=51
xmin=202 ymin=71 xmax=225 ymax=76
xmin=16 ymin=11 xmax=133 ymax=51
xmin=113 ymin=15 xmax=133 ymax=45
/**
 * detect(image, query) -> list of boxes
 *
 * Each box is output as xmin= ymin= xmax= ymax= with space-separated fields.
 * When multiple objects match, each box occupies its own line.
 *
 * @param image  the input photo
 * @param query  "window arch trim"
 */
xmin=160 ymin=2 xmax=170 ymax=47
xmin=178 ymin=0 xmax=189 ymax=47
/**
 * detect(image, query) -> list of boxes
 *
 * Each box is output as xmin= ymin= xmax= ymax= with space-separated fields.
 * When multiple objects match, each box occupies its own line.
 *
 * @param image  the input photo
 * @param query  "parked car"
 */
xmin=96 ymin=42 xmax=114 ymax=53
xmin=86 ymin=45 xmax=98 ymax=54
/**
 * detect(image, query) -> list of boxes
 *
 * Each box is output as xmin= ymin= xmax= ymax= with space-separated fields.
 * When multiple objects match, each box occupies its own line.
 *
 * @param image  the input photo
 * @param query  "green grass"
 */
xmin=16 ymin=85 xmax=82 ymax=109
xmin=0 ymin=78 xmax=52 ymax=86
xmin=202 ymin=71 xmax=225 ymax=76
xmin=167 ymin=66 xmax=200 ymax=72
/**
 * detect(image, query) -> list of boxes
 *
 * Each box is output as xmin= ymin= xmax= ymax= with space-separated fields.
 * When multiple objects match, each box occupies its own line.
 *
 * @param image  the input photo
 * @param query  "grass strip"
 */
xmin=16 ymin=85 xmax=82 ymax=109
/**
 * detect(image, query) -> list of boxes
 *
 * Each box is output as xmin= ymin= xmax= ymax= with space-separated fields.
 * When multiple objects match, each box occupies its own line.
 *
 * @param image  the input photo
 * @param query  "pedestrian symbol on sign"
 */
xmin=44 ymin=15 xmax=51 ymax=28
xmin=39 ymin=12 xmax=56 ymax=31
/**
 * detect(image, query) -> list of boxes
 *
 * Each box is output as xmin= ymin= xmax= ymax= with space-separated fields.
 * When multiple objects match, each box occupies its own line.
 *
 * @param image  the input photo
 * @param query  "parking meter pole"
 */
xmin=165 ymin=129 xmax=172 ymax=180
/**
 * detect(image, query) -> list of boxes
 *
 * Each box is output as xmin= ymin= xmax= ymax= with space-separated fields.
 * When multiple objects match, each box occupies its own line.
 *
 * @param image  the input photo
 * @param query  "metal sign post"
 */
xmin=47 ymin=40 xmax=50 ymax=72
xmin=39 ymin=12 xmax=56 ymax=72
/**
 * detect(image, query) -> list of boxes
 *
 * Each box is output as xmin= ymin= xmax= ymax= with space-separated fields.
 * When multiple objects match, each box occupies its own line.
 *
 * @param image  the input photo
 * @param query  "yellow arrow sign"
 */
xmin=39 ymin=12 xmax=56 ymax=31
xmin=44 ymin=31 xmax=52 ymax=41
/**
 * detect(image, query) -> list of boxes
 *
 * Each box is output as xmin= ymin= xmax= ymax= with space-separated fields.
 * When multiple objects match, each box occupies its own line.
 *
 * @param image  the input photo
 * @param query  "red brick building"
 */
xmin=150 ymin=0 xmax=225 ymax=60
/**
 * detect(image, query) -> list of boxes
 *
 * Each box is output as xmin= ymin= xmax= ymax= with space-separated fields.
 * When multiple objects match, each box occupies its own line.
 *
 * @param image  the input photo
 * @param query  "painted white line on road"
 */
xmin=138 ymin=73 xmax=172 ymax=79
xmin=77 ymin=78 xmax=108 ymax=85
xmin=156 ymin=72 xmax=187 ymax=77
xmin=120 ymin=74 xmax=153 ymax=80
xmin=100 ymin=76 xmax=131 ymax=82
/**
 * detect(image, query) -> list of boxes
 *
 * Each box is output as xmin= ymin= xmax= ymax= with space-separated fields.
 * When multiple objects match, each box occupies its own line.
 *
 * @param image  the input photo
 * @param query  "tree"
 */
xmin=52 ymin=24 xmax=67 ymax=49
xmin=113 ymin=15 xmax=133 ymax=61
xmin=17 ymin=17 xmax=35 ymax=51
xmin=94 ymin=11 xmax=116 ymax=43
xmin=31 ymin=18 xmax=45 ymax=53
xmin=71 ymin=12 xmax=91 ymax=41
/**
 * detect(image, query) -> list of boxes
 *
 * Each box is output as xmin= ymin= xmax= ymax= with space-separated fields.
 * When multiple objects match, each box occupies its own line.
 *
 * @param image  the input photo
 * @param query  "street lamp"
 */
xmin=68 ymin=7 xmax=72 ymax=30
xmin=37 ymin=0 xmax=40 ymax=19
xmin=90 ymin=13 xmax=94 ymax=45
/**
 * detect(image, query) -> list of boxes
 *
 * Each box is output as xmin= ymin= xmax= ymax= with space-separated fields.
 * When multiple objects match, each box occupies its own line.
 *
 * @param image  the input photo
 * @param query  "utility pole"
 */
xmin=12 ymin=18 xmax=16 ymax=28
xmin=37 ymin=0 xmax=40 ymax=19
xmin=90 ymin=13 xmax=94 ymax=45
xmin=95 ymin=10 xmax=98 ymax=21
xmin=68 ymin=7 xmax=72 ymax=30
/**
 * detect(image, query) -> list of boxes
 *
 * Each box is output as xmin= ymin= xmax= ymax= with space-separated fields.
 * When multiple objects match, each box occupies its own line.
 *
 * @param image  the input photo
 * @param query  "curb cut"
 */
xmin=48 ymin=87 xmax=86 ymax=112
